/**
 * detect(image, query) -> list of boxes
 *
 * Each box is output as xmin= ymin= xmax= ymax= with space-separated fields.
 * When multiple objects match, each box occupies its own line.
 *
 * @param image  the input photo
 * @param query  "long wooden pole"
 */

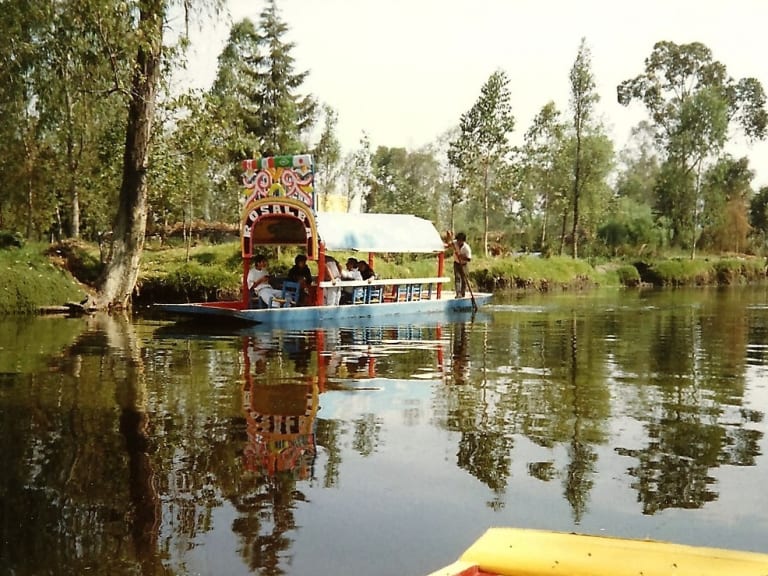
xmin=459 ymin=265 xmax=478 ymax=312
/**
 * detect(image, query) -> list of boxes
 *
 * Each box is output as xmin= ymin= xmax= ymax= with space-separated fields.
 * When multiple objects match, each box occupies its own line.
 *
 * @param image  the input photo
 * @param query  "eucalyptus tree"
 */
xmin=97 ymin=0 xmax=224 ymax=309
xmin=424 ymin=126 xmax=461 ymax=232
xmin=312 ymin=104 xmax=343 ymax=205
xmin=749 ymin=186 xmax=768 ymax=247
xmin=0 ymin=2 xmax=61 ymax=238
xmin=615 ymin=121 xmax=660 ymax=207
xmin=238 ymin=0 xmax=317 ymax=155
xmin=448 ymin=70 xmax=516 ymax=257
xmin=568 ymin=38 xmax=601 ymax=259
xmin=341 ymin=131 xmax=372 ymax=213
xmin=618 ymin=41 xmax=768 ymax=253
xmin=367 ymin=146 xmax=437 ymax=219
xmin=517 ymin=101 xmax=569 ymax=251
xmin=699 ymin=155 xmax=754 ymax=253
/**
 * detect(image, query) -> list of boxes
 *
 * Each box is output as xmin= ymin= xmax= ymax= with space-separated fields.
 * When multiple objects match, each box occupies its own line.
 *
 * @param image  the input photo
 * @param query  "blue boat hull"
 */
xmin=155 ymin=293 xmax=492 ymax=327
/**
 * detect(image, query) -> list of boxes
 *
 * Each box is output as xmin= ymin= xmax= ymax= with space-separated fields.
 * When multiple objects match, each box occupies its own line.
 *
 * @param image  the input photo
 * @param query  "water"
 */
xmin=1 ymin=287 xmax=768 ymax=575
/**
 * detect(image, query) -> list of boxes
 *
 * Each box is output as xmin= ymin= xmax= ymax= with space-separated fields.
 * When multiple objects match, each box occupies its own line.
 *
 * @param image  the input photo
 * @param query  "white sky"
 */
xmin=181 ymin=0 xmax=768 ymax=187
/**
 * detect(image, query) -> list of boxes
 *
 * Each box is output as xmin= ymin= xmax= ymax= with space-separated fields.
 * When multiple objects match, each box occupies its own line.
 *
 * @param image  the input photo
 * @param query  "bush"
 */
xmin=0 ymin=244 xmax=85 ymax=314
xmin=0 ymin=230 xmax=24 ymax=249
xmin=616 ymin=265 xmax=641 ymax=287
xmin=135 ymin=261 xmax=241 ymax=305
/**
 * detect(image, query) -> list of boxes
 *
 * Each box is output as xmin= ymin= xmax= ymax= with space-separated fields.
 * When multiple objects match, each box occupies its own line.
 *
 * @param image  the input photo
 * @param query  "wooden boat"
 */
xmin=155 ymin=154 xmax=491 ymax=325
xmin=427 ymin=527 xmax=768 ymax=576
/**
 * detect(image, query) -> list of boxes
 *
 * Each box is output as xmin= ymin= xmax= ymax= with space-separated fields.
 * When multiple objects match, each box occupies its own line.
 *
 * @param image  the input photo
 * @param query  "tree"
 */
xmin=568 ymin=38 xmax=600 ymax=259
xmin=518 ymin=101 xmax=569 ymax=251
xmin=239 ymin=0 xmax=317 ymax=155
xmin=699 ymin=155 xmax=754 ymax=253
xmin=367 ymin=146 xmax=438 ymax=219
xmin=313 ymin=104 xmax=343 ymax=206
xmin=97 ymin=0 xmax=166 ymax=308
xmin=618 ymin=41 xmax=768 ymax=253
xmin=341 ymin=131 xmax=372 ymax=213
xmin=449 ymin=70 xmax=515 ymax=257
xmin=615 ymin=121 xmax=660 ymax=207
xmin=749 ymin=185 xmax=768 ymax=247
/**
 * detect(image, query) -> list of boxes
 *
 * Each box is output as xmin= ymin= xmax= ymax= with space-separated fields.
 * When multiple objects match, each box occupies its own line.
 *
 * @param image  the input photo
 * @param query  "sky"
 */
xmin=181 ymin=0 xmax=768 ymax=187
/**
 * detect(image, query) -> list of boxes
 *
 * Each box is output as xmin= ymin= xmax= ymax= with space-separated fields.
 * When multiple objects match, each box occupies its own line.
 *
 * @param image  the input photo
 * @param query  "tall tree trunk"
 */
xmin=483 ymin=158 xmax=489 ymax=257
xmin=97 ymin=1 xmax=163 ymax=309
xmin=571 ymin=134 xmax=581 ymax=259
xmin=62 ymin=72 xmax=80 ymax=238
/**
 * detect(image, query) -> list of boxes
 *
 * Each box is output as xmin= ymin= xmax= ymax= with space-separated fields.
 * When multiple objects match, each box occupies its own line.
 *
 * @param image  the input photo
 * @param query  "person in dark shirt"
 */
xmin=358 ymin=260 xmax=376 ymax=280
xmin=287 ymin=254 xmax=313 ymax=305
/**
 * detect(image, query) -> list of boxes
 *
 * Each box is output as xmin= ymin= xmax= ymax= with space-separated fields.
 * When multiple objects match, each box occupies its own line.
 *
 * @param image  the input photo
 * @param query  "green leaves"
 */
xmin=618 ymin=40 xmax=768 ymax=250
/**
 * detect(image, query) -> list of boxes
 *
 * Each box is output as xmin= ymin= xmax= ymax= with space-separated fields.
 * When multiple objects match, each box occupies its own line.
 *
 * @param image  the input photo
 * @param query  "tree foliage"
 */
xmin=618 ymin=41 xmax=768 ymax=249
xmin=449 ymin=70 xmax=516 ymax=257
xmin=237 ymin=0 xmax=317 ymax=155
xmin=568 ymin=38 xmax=601 ymax=258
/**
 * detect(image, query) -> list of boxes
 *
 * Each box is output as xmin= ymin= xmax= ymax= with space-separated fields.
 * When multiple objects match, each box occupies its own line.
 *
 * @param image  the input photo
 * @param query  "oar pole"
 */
xmin=459 ymin=264 xmax=478 ymax=312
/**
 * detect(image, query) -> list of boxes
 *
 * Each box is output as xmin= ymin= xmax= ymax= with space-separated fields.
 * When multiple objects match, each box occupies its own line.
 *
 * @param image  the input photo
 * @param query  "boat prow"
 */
xmin=427 ymin=527 xmax=768 ymax=576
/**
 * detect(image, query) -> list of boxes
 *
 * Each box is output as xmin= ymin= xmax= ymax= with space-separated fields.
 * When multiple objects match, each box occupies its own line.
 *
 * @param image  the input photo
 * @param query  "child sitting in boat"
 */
xmin=247 ymin=255 xmax=282 ymax=308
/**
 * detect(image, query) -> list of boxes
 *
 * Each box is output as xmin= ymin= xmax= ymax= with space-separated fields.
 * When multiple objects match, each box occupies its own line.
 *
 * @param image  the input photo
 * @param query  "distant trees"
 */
xmin=4 ymin=8 xmax=768 ymax=306
xmin=618 ymin=41 xmax=768 ymax=256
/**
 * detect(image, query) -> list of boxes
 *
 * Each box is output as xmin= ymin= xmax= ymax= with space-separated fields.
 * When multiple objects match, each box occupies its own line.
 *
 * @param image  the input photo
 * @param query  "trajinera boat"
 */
xmin=427 ymin=527 xmax=768 ymax=576
xmin=155 ymin=154 xmax=492 ymax=326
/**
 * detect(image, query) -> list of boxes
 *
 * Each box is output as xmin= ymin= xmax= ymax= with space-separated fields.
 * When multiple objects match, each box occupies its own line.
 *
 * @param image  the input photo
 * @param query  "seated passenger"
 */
xmin=323 ymin=256 xmax=342 ymax=306
xmin=287 ymin=254 xmax=313 ymax=306
xmin=247 ymin=255 xmax=282 ymax=307
xmin=340 ymin=257 xmax=363 ymax=304
xmin=358 ymin=260 xmax=376 ymax=280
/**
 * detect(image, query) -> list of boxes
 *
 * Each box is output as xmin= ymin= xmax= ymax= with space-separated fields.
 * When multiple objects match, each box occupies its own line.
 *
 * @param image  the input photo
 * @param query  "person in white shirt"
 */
xmin=448 ymin=231 xmax=472 ymax=298
xmin=340 ymin=257 xmax=363 ymax=304
xmin=247 ymin=255 xmax=282 ymax=307
xmin=323 ymin=256 xmax=342 ymax=306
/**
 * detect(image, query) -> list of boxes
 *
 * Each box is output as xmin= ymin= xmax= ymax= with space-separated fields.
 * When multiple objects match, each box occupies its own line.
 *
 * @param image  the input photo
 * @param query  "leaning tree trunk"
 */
xmin=97 ymin=2 xmax=163 ymax=309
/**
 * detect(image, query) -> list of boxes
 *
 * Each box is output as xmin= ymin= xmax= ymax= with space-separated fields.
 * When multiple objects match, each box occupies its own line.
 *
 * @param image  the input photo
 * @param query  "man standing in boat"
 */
xmin=447 ymin=231 xmax=472 ymax=298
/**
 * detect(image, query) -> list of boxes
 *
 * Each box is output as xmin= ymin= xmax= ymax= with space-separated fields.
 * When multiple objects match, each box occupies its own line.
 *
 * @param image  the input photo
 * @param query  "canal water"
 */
xmin=1 ymin=286 xmax=767 ymax=575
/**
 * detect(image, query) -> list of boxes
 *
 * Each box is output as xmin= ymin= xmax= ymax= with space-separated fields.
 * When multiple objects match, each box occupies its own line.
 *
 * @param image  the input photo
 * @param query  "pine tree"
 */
xmin=240 ymin=0 xmax=317 ymax=155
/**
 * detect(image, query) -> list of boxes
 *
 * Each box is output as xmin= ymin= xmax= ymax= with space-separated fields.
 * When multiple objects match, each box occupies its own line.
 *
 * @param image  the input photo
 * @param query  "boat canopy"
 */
xmin=316 ymin=212 xmax=446 ymax=253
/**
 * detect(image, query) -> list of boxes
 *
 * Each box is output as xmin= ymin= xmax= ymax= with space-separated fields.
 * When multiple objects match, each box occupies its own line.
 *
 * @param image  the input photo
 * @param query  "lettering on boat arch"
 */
xmin=241 ymin=198 xmax=319 ymax=258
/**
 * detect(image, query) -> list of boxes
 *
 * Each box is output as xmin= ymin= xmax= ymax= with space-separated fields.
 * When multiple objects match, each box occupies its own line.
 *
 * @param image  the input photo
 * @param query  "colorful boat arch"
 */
xmin=241 ymin=197 xmax=319 ymax=259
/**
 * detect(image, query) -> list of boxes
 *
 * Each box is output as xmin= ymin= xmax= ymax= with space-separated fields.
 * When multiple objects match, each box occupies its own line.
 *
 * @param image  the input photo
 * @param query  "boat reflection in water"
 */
xmin=238 ymin=322 xmax=446 ymax=482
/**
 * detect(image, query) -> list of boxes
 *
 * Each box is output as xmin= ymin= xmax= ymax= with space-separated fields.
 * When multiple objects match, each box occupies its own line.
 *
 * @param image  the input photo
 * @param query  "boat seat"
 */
xmin=351 ymin=286 xmax=366 ymax=305
xmin=408 ymin=284 xmax=422 ymax=301
xmin=366 ymin=285 xmax=384 ymax=304
xmin=271 ymin=281 xmax=301 ymax=308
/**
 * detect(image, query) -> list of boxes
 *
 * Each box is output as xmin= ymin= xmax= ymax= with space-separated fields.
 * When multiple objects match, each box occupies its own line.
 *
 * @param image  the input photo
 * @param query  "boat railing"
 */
xmin=317 ymin=276 xmax=451 ymax=303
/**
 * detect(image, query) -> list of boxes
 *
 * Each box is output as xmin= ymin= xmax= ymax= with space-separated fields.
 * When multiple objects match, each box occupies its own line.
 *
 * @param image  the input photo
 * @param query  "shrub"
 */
xmin=616 ymin=265 xmax=641 ymax=287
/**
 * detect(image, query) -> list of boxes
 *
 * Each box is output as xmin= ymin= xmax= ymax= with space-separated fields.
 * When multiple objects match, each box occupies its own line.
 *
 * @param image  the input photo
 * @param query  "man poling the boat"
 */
xmin=445 ymin=231 xmax=477 ymax=310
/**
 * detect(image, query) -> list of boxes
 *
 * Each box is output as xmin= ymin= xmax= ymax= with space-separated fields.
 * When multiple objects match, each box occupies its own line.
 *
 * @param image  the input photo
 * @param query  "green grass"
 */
xmin=3 ymin=239 xmax=767 ymax=315
xmin=0 ymin=243 xmax=86 ymax=314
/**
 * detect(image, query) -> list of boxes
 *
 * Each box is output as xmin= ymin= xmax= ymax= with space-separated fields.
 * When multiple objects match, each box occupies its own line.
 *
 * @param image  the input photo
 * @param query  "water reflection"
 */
xmin=1 ymin=289 xmax=768 ymax=576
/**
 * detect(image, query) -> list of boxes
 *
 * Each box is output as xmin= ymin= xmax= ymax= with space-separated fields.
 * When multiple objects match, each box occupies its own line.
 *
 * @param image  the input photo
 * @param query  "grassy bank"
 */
xmin=0 ymin=243 xmax=87 ymax=314
xmin=2 ymin=238 xmax=766 ymax=314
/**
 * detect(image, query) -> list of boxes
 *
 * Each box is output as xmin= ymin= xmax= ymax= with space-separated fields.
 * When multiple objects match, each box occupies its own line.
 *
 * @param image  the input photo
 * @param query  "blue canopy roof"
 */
xmin=315 ymin=212 xmax=446 ymax=253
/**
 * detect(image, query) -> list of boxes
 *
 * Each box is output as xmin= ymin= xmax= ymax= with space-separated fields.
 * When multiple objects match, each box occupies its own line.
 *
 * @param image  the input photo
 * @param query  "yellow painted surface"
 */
xmin=427 ymin=528 xmax=768 ymax=576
